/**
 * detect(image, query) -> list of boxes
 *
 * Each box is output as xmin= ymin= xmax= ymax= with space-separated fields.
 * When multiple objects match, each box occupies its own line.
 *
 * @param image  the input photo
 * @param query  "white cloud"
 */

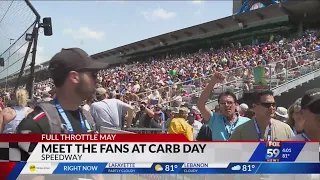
xmin=141 ymin=8 xmax=176 ymax=20
xmin=63 ymin=27 xmax=105 ymax=40
xmin=34 ymin=46 xmax=50 ymax=65
xmin=15 ymin=45 xmax=50 ymax=65
xmin=192 ymin=0 xmax=204 ymax=4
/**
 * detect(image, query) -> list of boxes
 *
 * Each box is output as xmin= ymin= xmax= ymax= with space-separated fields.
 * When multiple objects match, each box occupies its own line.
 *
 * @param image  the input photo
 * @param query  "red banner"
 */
xmin=0 ymin=134 xmax=312 ymax=143
xmin=0 ymin=134 xmax=190 ymax=142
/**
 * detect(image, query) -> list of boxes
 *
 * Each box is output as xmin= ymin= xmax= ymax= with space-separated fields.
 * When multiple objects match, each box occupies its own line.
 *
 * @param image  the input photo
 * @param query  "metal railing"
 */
xmin=133 ymin=50 xmax=320 ymax=108
xmin=126 ymin=50 xmax=320 ymax=134
xmin=126 ymin=127 xmax=167 ymax=134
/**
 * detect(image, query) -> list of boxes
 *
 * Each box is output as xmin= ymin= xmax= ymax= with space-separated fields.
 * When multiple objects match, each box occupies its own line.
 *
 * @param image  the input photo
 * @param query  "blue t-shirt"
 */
xmin=207 ymin=112 xmax=250 ymax=140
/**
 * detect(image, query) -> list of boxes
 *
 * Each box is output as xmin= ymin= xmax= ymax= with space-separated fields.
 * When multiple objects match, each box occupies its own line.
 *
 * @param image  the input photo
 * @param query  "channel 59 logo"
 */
xmin=265 ymin=141 xmax=281 ymax=162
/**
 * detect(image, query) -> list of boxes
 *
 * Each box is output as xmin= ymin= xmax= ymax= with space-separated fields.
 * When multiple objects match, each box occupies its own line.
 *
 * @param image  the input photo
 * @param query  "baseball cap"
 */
xmin=171 ymin=107 xmax=179 ymax=114
xmin=49 ymin=48 xmax=109 ymax=76
xmin=301 ymin=88 xmax=320 ymax=112
xmin=275 ymin=107 xmax=288 ymax=119
xmin=179 ymin=107 xmax=190 ymax=114
xmin=239 ymin=103 xmax=249 ymax=111
xmin=96 ymin=87 xmax=107 ymax=98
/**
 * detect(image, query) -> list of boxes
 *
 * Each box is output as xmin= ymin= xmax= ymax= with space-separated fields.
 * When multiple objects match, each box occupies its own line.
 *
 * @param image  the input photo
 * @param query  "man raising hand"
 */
xmin=196 ymin=72 xmax=250 ymax=140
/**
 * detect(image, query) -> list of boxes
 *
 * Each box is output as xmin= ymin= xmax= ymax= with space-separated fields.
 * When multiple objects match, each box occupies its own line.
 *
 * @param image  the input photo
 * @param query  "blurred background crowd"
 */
xmin=0 ymin=29 xmax=319 ymax=136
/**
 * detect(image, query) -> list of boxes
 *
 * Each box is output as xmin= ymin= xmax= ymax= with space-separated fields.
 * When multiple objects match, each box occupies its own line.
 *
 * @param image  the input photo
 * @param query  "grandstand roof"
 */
xmin=91 ymin=0 xmax=320 ymax=60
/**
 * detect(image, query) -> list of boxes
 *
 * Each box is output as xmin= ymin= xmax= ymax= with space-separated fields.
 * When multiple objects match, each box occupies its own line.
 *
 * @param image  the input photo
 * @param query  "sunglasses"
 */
xmin=259 ymin=102 xmax=276 ymax=108
xmin=219 ymin=101 xmax=234 ymax=106
xmin=77 ymin=70 xmax=98 ymax=79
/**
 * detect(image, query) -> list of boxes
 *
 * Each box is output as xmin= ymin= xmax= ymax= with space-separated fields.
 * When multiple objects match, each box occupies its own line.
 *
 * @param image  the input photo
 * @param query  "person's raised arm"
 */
xmin=196 ymin=72 xmax=225 ymax=122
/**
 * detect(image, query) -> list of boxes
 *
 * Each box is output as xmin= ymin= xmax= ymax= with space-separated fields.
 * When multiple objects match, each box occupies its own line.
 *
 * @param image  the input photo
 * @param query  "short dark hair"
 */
xmin=218 ymin=91 xmax=237 ymax=103
xmin=253 ymin=90 xmax=274 ymax=104
xmin=51 ymin=73 xmax=68 ymax=88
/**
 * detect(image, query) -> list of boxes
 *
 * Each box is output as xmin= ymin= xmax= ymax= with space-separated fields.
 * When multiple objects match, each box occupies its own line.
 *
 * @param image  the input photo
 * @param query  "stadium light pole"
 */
xmin=24 ymin=0 xmax=41 ymax=99
xmin=3 ymin=38 xmax=14 ymax=106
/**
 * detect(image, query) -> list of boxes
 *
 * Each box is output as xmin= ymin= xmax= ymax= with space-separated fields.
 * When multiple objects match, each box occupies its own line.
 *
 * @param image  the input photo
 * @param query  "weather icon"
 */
xmin=231 ymin=165 xmax=241 ymax=171
xmin=155 ymin=164 xmax=163 ymax=171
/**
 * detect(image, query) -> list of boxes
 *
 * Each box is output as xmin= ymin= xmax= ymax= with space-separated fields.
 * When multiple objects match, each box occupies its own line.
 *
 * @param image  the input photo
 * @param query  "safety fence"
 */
xmin=126 ymin=128 xmax=167 ymax=134
xmin=0 ymin=0 xmax=39 ymax=91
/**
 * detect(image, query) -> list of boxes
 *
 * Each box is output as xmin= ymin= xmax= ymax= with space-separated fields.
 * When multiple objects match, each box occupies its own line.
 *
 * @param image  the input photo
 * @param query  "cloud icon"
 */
xmin=155 ymin=164 xmax=163 ymax=171
xmin=231 ymin=165 xmax=241 ymax=171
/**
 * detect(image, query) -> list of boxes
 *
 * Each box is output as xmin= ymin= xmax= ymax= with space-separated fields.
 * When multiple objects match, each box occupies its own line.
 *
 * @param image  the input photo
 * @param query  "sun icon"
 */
xmin=154 ymin=164 xmax=163 ymax=171
xmin=29 ymin=164 xmax=36 ymax=172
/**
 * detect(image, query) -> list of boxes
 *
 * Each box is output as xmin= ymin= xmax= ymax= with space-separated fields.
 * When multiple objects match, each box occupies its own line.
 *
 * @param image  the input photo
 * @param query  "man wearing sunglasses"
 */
xmin=14 ymin=48 xmax=108 ymax=180
xmin=197 ymin=72 xmax=250 ymax=140
xmin=16 ymin=48 xmax=109 ymax=134
xmin=230 ymin=90 xmax=294 ymax=141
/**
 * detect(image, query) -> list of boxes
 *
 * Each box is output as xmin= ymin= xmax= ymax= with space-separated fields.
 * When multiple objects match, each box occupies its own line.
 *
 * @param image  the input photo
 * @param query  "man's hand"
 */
xmin=210 ymin=72 xmax=225 ymax=84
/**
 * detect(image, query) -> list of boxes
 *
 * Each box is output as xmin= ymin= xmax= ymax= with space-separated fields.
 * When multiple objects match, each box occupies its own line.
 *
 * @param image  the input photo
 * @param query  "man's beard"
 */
xmin=75 ymin=77 xmax=95 ymax=100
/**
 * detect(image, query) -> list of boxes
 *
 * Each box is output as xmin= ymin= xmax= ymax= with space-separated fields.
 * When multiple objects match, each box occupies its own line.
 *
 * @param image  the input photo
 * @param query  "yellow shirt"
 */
xmin=168 ymin=118 xmax=194 ymax=141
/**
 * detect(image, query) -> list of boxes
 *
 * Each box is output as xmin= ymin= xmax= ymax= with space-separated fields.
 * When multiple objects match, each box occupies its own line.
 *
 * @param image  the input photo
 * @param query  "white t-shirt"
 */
xmin=192 ymin=120 xmax=203 ymax=140
xmin=83 ymin=104 xmax=90 ymax=112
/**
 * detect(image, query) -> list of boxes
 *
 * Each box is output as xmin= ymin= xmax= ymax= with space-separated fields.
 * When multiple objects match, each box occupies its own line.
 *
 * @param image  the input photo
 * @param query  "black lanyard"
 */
xmin=253 ymin=119 xmax=272 ymax=140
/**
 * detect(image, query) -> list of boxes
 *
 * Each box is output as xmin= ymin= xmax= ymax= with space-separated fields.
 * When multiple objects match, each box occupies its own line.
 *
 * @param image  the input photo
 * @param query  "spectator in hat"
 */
xmin=15 ymin=48 xmax=107 ymax=180
xmin=290 ymin=88 xmax=320 ymax=141
xmin=287 ymin=98 xmax=304 ymax=135
xmin=275 ymin=107 xmax=289 ymax=122
xmin=269 ymin=90 xmax=320 ymax=180
xmin=162 ymin=106 xmax=173 ymax=122
xmin=153 ymin=104 xmax=165 ymax=125
xmin=165 ymin=107 xmax=179 ymax=128
xmin=239 ymin=103 xmax=249 ymax=117
xmin=95 ymin=87 xmax=108 ymax=101
xmin=168 ymin=107 xmax=194 ymax=140
xmin=191 ymin=106 xmax=202 ymax=121
xmin=187 ymin=112 xmax=203 ymax=140
xmin=138 ymin=102 xmax=161 ymax=128
xmin=91 ymin=87 xmax=135 ymax=129
xmin=16 ymin=48 xmax=109 ymax=134
xmin=171 ymin=107 xmax=180 ymax=117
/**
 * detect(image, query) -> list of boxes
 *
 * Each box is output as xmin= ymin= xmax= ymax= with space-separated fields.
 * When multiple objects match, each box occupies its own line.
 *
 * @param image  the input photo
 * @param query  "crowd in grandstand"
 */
xmin=0 ymin=28 xmax=318 ymax=180
xmin=0 ymin=29 xmax=318 ymax=133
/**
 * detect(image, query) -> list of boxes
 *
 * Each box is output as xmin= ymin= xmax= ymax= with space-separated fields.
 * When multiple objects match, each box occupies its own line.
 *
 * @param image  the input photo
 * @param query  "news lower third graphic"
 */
xmin=15 ymin=162 xmax=320 ymax=175
xmin=249 ymin=141 xmax=305 ymax=162
xmin=3 ymin=140 xmax=318 ymax=179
